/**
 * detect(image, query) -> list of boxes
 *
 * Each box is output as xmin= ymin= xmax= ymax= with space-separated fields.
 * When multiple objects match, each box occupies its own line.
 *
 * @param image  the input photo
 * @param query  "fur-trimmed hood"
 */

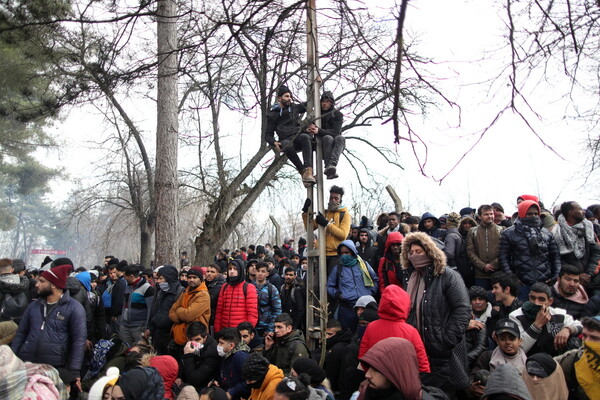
xmin=400 ymin=232 xmax=447 ymax=275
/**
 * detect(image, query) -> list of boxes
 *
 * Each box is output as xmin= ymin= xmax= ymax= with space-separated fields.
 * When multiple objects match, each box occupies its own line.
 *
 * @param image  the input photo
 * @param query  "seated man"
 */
xmin=181 ymin=322 xmax=220 ymax=392
xmin=486 ymin=272 xmax=523 ymax=347
xmin=466 ymin=286 xmax=492 ymax=368
xmin=510 ymin=282 xmax=582 ymax=357
xmin=237 ymin=321 xmax=264 ymax=353
xmin=265 ymin=85 xmax=315 ymax=187
xmin=241 ymin=353 xmax=284 ymax=400
xmin=551 ymin=263 xmax=589 ymax=320
xmin=468 ymin=319 xmax=527 ymax=399
xmin=312 ymin=318 xmax=353 ymax=393
xmin=215 ymin=328 xmax=250 ymax=400
xmin=263 ymin=313 xmax=309 ymax=375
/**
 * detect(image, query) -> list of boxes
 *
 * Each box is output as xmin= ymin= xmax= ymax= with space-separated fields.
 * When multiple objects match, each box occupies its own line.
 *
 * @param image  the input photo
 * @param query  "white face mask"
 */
xmin=217 ymin=345 xmax=227 ymax=357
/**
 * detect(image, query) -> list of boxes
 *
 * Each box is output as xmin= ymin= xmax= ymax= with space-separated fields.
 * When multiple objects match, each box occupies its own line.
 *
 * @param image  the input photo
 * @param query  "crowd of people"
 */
xmin=0 ymin=193 xmax=599 ymax=400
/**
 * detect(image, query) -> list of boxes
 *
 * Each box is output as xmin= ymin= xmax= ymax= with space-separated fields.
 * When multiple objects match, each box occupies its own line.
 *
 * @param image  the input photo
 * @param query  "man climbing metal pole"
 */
xmin=265 ymin=85 xmax=316 ymax=188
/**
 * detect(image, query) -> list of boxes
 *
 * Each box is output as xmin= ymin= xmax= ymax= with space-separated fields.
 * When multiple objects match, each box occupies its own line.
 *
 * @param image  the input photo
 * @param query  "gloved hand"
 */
xmin=302 ymin=198 xmax=312 ymax=213
xmin=315 ymin=212 xmax=329 ymax=227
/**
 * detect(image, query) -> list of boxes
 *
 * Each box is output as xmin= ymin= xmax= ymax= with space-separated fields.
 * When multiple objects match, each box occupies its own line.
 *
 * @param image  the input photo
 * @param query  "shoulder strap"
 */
xmin=243 ymin=282 xmax=248 ymax=298
xmin=339 ymin=211 xmax=346 ymax=225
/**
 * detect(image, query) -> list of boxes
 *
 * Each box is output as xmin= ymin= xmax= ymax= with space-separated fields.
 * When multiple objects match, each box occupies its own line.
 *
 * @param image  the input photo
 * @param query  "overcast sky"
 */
xmin=50 ymin=1 xmax=596 ymax=228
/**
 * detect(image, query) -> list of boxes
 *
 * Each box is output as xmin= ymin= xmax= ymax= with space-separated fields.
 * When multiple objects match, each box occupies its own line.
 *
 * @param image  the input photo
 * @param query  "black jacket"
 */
xmin=149 ymin=280 xmax=183 ymax=333
xmin=181 ymin=335 xmax=220 ymax=390
xmin=206 ymin=275 xmax=226 ymax=326
xmin=265 ymin=103 xmax=307 ymax=145
xmin=499 ymin=220 xmax=561 ymax=285
xmin=319 ymin=101 xmax=343 ymax=137
xmin=280 ymin=281 xmax=305 ymax=331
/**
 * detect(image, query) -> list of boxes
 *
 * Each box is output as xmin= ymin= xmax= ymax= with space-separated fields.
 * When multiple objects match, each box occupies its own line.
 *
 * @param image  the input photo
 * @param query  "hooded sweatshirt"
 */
xmin=249 ymin=364 xmax=284 ymax=400
xmin=359 ymin=337 xmax=422 ymax=400
xmin=418 ymin=212 xmax=447 ymax=241
xmin=359 ymin=285 xmax=430 ymax=372
xmin=482 ymin=364 xmax=532 ymax=400
xmin=378 ymin=231 xmax=404 ymax=292
xmin=145 ymin=355 xmax=179 ymax=400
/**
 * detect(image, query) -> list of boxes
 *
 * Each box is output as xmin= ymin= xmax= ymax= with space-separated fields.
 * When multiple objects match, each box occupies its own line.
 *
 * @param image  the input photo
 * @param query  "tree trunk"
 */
xmin=140 ymin=220 xmax=154 ymax=268
xmin=155 ymin=0 xmax=179 ymax=265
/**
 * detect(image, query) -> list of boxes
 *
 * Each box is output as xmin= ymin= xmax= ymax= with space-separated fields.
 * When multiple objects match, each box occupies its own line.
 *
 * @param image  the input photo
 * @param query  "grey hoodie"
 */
xmin=483 ymin=364 xmax=532 ymax=400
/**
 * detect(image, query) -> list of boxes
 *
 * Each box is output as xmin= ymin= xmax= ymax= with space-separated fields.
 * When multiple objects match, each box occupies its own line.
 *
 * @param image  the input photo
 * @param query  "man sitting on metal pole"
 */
xmin=307 ymin=91 xmax=344 ymax=180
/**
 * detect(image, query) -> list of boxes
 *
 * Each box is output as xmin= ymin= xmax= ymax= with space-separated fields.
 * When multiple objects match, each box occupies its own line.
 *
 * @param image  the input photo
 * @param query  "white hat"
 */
xmin=88 ymin=367 xmax=120 ymax=400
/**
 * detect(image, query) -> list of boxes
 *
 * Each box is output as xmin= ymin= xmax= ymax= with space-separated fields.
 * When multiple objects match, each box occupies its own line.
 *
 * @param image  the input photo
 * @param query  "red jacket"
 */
xmin=359 ymin=285 xmax=430 ymax=372
xmin=378 ymin=231 xmax=404 ymax=292
xmin=214 ymin=281 xmax=258 ymax=332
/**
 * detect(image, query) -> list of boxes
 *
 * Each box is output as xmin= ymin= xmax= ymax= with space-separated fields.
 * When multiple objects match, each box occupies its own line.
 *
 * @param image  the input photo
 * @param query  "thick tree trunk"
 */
xmin=140 ymin=221 xmax=154 ymax=268
xmin=155 ymin=0 xmax=179 ymax=265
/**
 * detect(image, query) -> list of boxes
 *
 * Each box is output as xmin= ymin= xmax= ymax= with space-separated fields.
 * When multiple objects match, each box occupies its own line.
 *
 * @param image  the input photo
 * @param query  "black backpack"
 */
xmin=0 ymin=292 xmax=28 ymax=323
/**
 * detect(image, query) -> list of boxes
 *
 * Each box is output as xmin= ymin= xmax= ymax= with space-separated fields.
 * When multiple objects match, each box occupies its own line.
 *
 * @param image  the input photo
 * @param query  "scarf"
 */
xmin=575 ymin=340 xmax=600 ymax=399
xmin=488 ymin=347 xmax=527 ymax=373
xmin=516 ymin=218 xmax=543 ymax=256
xmin=555 ymin=214 xmax=595 ymax=258
xmin=407 ymin=268 xmax=426 ymax=334
xmin=340 ymin=255 xmax=374 ymax=287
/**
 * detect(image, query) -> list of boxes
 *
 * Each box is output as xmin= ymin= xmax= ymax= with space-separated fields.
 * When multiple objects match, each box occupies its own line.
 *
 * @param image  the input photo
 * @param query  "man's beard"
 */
xmin=38 ymin=287 xmax=53 ymax=299
xmin=328 ymin=201 xmax=339 ymax=212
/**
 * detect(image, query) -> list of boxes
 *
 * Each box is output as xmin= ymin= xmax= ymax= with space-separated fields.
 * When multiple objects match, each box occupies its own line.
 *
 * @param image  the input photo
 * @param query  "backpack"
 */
xmin=0 ymin=292 xmax=28 ymax=323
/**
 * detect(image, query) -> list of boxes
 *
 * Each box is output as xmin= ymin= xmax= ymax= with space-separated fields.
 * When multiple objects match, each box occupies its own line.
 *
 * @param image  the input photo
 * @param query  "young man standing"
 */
xmin=120 ymin=265 xmax=155 ymax=347
xmin=205 ymin=264 xmax=226 ymax=328
xmin=279 ymin=267 xmax=305 ymax=332
xmin=254 ymin=262 xmax=282 ymax=336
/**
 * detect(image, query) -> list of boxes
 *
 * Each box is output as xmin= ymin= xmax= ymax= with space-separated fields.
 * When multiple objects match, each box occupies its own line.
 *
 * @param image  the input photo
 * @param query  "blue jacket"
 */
xmin=220 ymin=350 xmax=250 ymax=400
xmin=254 ymin=282 xmax=282 ymax=333
xmin=121 ymin=277 xmax=155 ymax=327
xmin=327 ymin=240 xmax=378 ymax=304
xmin=12 ymin=291 xmax=87 ymax=382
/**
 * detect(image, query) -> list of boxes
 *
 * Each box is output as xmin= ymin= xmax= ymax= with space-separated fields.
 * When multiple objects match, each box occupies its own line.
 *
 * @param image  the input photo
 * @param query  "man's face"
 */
xmin=351 ymin=228 xmax=359 ymax=239
xmin=187 ymin=274 xmax=202 ymax=289
xmin=558 ymin=274 xmax=579 ymax=296
xmin=496 ymin=332 xmax=521 ymax=356
xmin=365 ymin=367 xmax=391 ymax=390
xmin=104 ymin=257 xmax=111 ymax=266
xmin=255 ymin=267 xmax=269 ymax=283
xmin=189 ymin=333 xmax=206 ymax=345
xmin=492 ymin=283 xmax=508 ymax=303
xmin=493 ymin=207 xmax=505 ymax=224
xmin=423 ymin=219 xmax=434 ymax=230
xmin=528 ymin=291 xmax=552 ymax=307
xmin=409 ymin=244 xmax=425 ymax=256
xmin=124 ymin=274 xmax=136 ymax=284
xmin=205 ymin=267 xmax=218 ymax=282
xmin=247 ymin=264 xmax=257 ymax=276
xmin=321 ymin=98 xmax=333 ymax=111
xmin=390 ymin=243 xmax=401 ymax=256
xmin=291 ymin=255 xmax=300 ymax=264
xmin=387 ymin=215 xmax=399 ymax=229
xmin=301 ymin=259 xmax=308 ymax=270
xmin=359 ymin=232 xmax=369 ymax=244
xmin=239 ymin=329 xmax=254 ymax=345
xmin=217 ymin=339 xmax=235 ymax=353
xmin=582 ymin=327 xmax=600 ymax=343
xmin=228 ymin=265 xmax=238 ymax=278
xmin=525 ymin=206 xmax=539 ymax=218
xmin=284 ymin=270 xmax=296 ymax=284
xmin=325 ymin=327 xmax=340 ymax=339
xmin=155 ymin=275 xmax=166 ymax=284
xmin=108 ymin=268 xmax=118 ymax=281
xmin=91 ymin=280 xmax=97 ymax=290
xmin=274 ymin=322 xmax=292 ymax=338
xmin=36 ymin=276 xmax=53 ymax=298
xmin=266 ymin=262 xmax=274 ymax=272
xmin=278 ymin=92 xmax=292 ymax=107
xmin=329 ymin=192 xmax=341 ymax=205
xmin=355 ymin=307 xmax=365 ymax=317
xmin=339 ymin=246 xmax=352 ymax=257
xmin=480 ymin=209 xmax=495 ymax=225
xmin=471 ymin=296 xmax=488 ymax=314
xmin=570 ymin=202 xmax=585 ymax=223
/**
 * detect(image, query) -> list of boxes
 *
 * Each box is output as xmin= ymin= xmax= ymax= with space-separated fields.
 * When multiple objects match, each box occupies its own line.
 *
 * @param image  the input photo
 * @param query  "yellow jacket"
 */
xmin=303 ymin=205 xmax=351 ymax=256
xmin=249 ymin=364 xmax=284 ymax=400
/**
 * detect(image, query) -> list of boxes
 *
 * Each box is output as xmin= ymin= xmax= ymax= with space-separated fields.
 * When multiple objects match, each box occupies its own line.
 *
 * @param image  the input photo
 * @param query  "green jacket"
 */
xmin=263 ymin=329 xmax=309 ymax=374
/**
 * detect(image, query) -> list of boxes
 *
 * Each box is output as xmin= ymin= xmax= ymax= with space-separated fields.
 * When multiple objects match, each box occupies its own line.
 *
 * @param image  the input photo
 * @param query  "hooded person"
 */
xmin=522 ymin=353 xmax=568 ymax=400
xmin=359 ymin=285 xmax=430 ymax=373
xmin=356 ymin=227 xmax=377 ymax=269
xmin=213 ymin=259 xmax=258 ymax=332
xmin=378 ymin=231 xmax=405 ymax=292
xmin=418 ymin=212 xmax=447 ymax=241
xmin=517 ymin=194 xmax=539 ymax=204
xmin=242 ymin=352 xmax=284 ymax=400
xmin=0 ymin=258 xmax=30 ymax=324
xmin=326 ymin=240 xmax=378 ymax=332
xmin=291 ymin=357 xmax=333 ymax=397
xmin=169 ymin=266 xmax=210 ymax=347
xmin=482 ymin=364 xmax=532 ymax=400
xmin=499 ymin=200 xmax=561 ymax=301
xmin=306 ymin=90 xmax=345 ymax=179
xmin=147 ymin=265 xmax=183 ymax=355
xmin=117 ymin=366 xmax=165 ymax=400
xmin=75 ymin=270 xmax=106 ymax=344
xmin=357 ymin=337 xmax=423 ymax=400
xmin=400 ymin=232 xmax=471 ymax=393
xmin=142 ymin=354 xmax=179 ymax=400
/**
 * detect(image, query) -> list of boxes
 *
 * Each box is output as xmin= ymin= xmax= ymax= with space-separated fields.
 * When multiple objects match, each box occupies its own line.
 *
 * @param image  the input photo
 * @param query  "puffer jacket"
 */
xmin=214 ymin=261 xmax=258 ymax=332
xmin=326 ymin=240 xmax=378 ymax=305
xmin=12 ymin=291 xmax=87 ymax=383
xmin=400 ymin=233 xmax=470 ymax=361
xmin=254 ymin=282 xmax=282 ymax=334
xmin=265 ymin=103 xmax=307 ymax=145
xmin=499 ymin=219 xmax=561 ymax=285
xmin=378 ymin=231 xmax=404 ymax=292
xmin=358 ymin=285 xmax=430 ymax=372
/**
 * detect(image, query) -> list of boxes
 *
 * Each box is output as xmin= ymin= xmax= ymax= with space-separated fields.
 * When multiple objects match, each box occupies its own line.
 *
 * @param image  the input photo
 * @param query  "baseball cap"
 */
xmin=495 ymin=319 xmax=520 ymax=338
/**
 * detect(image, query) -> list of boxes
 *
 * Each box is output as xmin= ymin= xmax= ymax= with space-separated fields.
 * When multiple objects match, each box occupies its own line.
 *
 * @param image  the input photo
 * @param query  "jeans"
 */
xmin=281 ymin=133 xmax=313 ymax=171
xmin=120 ymin=325 xmax=145 ymax=347
xmin=321 ymin=135 xmax=345 ymax=166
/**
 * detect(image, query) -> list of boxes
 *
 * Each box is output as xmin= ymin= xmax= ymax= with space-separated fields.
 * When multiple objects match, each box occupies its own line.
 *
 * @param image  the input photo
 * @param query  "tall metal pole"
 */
xmin=306 ymin=0 xmax=327 ymax=348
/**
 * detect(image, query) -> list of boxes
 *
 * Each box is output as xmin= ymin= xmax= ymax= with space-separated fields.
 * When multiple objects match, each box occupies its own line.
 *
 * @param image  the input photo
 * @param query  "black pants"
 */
xmin=321 ymin=135 xmax=345 ymax=166
xmin=281 ymin=133 xmax=313 ymax=171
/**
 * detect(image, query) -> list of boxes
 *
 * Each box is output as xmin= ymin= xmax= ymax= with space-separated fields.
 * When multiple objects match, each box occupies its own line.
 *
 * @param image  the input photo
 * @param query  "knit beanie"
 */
xmin=491 ymin=202 xmax=505 ymax=213
xmin=41 ymin=256 xmax=53 ymax=269
xmin=50 ymin=257 xmax=74 ymax=269
xmin=158 ymin=265 xmax=179 ymax=283
xmin=277 ymin=85 xmax=291 ymax=97
xmin=187 ymin=266 xmax=204 ymax=280
xmin=41 ymin=264 xmax=71 ymax=290
xmin=526 ymin=353 xmax=556 ymax=378
xmin=292 ymin=357 xmax=326 ymax=385
xmin=483 ymin=364 xmax=532 ymax=400
xmin=446 ymin=212 xmax=461 ymax=229
xmin=469 ymin=286 xmax=488 ymax=300
xmin=360 ymin=304 xmax=379 ymax=322
xmin=242 ymin=352 xmax=270 ymax=382
xmin=518 ymin=200 xmax=540 ymax=219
